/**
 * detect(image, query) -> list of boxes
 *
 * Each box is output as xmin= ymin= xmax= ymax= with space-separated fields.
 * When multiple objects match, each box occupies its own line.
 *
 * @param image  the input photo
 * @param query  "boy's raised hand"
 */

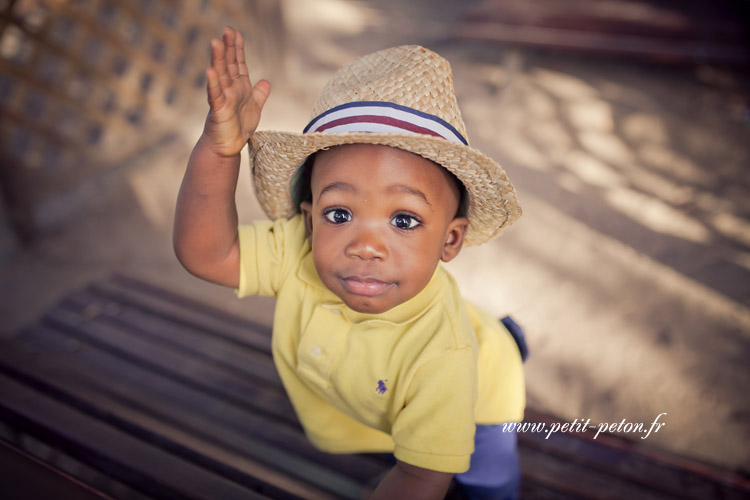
xmin=202 ymin=26 xmax=271 ymax=157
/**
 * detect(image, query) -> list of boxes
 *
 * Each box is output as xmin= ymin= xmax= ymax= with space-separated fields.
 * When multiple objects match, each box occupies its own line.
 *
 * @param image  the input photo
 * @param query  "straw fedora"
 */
xmin=248 ymin=45 xmax=522 ymax=246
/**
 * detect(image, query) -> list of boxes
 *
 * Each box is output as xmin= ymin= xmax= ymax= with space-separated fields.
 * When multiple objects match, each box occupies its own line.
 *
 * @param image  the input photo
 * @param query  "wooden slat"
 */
xmin=0 ymin=332 xmax=377 ymax=499
xmin=453 ymin=22 xmax=749 ymax=65
xmin=41 ymin=307 xmax=299 ymax=425
xmin=455 ymin=0 xmax=749 ymax=65
xmin=0 ymin=439 xmax=113 ymax=500
xmin=0 ymin=373 xmax=272 ymax=500
xmin=38 ymin=321 xmax=363 ymax=485
xmin=23 ymin=300 xmax=389 ymax=485
xmin=59 ymin=290 xmax=283 ymax=388
xmin=520 ymin=410 xmax=750 ymax=500
xmin=88 ymin=275 xmax=275 ymax=354
xmin=519 ymin=443 xmax=686 ymax=500
xmin=0 ymin=346 xmax=344 ymax=500
xmin=518 ymin=480 xmax=582 ymax=500
xmin=38 ymin=307 xmax=388 ymax=485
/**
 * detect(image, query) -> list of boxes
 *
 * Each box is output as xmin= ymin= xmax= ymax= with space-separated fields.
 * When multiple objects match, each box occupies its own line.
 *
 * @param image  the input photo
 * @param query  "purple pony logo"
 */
xmin=376 ymin=379 xmax=388 ymax=395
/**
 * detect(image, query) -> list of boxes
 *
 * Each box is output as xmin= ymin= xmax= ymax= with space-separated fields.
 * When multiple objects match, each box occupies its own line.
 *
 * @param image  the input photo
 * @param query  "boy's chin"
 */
xmin=341 ymin=297 xmax=394 ymax=315
xmin=336 ymin=292 xmax=402 ymax=315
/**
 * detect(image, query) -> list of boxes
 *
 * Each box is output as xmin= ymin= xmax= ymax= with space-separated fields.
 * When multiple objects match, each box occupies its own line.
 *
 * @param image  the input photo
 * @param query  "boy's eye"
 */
xmin=324 ymin=208 xmax=352 ymax=224
xmin=391 ymin=214 xmax=420 ymax=230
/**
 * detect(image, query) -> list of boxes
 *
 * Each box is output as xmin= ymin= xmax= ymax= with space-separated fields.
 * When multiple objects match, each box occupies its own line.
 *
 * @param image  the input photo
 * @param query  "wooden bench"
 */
xmin=0 ymin=274 xmax=747 ymax=499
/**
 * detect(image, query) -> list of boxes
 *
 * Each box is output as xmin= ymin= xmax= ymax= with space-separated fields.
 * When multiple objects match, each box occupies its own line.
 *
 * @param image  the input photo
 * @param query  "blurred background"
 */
xmin=0 ymin=0 xmax=748 ymax=476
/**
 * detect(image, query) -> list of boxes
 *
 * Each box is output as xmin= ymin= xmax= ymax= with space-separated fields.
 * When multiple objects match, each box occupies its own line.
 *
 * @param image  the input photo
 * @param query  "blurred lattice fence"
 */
xmin=0 ymin=0 xmax=285 ymax=243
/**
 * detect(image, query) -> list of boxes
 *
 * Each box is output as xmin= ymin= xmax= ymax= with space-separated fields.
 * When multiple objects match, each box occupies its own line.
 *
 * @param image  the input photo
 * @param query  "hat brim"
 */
xmin=248 ymin=131 xmax=522 ymax=246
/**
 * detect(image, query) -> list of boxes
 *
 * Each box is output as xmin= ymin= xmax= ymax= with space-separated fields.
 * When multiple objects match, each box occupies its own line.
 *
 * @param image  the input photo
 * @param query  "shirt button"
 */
xmin=310 ymin=346 xmax=322 ymax=357
xmin=330 ymin=309 xmax=340 ymax=315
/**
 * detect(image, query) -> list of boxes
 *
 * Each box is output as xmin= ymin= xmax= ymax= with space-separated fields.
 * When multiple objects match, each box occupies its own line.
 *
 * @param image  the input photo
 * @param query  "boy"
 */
xmin=174 ymin=27 xmax=525 ymax=499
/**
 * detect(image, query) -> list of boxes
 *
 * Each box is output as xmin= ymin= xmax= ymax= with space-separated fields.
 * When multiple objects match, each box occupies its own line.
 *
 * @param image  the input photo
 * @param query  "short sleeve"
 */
xmin=391 ymin=348 xmax=477 ymax=473
xmin=236 ymin=215 xmax=308 ymax=298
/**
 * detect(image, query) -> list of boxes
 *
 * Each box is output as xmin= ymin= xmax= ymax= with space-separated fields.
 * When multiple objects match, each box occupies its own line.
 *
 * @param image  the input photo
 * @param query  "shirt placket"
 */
xmin=296 ymin=303 xmax=349 ymax=390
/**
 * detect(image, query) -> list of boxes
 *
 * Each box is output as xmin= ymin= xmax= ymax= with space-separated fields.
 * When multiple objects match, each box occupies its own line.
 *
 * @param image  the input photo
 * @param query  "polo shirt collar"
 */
xmin=297 ymin=252 xmax=445 ymax=325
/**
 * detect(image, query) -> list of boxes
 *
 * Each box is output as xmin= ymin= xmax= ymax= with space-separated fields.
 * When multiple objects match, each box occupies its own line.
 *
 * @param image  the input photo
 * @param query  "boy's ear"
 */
xmin=440 ymin=217 xmax=468 ymax=263
xmin=299 ymin=201 xmax=313 ymax=239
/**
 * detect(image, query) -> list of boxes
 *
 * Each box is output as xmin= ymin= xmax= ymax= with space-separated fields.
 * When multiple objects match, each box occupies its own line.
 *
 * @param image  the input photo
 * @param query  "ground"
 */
xmin=0 ymin=0 xmax=748 ymax=474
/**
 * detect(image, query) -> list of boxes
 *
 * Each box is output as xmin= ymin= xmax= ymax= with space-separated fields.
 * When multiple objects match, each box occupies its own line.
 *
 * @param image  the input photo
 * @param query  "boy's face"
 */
xmin=300 ymin=144 xmax=468 ymax=314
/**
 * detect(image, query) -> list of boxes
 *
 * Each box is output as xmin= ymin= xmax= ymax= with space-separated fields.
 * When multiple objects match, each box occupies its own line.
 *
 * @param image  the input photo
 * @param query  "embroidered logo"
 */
xmin=376 ymin=379 xmax=388 ymax=395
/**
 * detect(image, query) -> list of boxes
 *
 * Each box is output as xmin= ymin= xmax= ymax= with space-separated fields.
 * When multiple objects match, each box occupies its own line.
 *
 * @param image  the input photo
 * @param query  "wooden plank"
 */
xmin=0 ymin=373 xmax=273 ymax=500
xmin=0 ymin=327 xmax=386 ymax=495
xmin=5 ymin=320 xmax=387 ymax=486
xmin=0 ymin=340 xmax=356 ymax=499
xmin=41 ymin=307 xmax=298 ymax=425
xmin=456 ymin=0 xmax=749 ymax=65
xmin=0 ymin=439 xmax=113 ymax=500
xmin=520 ymin=410 xmax=750 ymax=500
xmin=519 ymin=442 xmax=685 ymax=500
xmin=87 ymin=275 xmax=274 ymax=354
xmin=519 ymin=480 xmax=582 ymax=500
xmin=59 ymin=289 xmax=283 ymax=388
xmin=453 ymin=22 xmax=749 ymax=65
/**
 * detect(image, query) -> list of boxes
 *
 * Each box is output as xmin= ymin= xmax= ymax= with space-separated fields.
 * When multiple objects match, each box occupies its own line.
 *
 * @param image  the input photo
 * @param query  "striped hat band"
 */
xmin=303 ymin=101 xmax=468 ymax=145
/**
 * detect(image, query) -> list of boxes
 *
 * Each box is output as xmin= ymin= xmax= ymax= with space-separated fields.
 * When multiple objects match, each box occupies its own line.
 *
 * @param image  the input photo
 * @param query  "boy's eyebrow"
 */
xmin=386 ymin=184 xmax=432 ymax=206
xmin=318 ymin=181 xmax=432 ymax=206
xmin=318 ymin=181 xmax=357 ymax=198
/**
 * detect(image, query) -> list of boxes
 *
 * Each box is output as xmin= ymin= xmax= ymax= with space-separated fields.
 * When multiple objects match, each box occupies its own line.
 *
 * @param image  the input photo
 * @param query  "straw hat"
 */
xmin=248 ymin=45 xmax=522 ymax=246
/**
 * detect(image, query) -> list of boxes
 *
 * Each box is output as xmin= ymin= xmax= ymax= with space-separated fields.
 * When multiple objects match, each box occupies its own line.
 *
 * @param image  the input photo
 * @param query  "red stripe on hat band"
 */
xmin=313 ymin=115 xmax=444 ymax=138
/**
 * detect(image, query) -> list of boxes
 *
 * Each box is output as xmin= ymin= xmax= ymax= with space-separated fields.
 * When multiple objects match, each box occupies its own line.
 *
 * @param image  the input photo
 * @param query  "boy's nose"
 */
xmin=345 ymin=225 xmax=387 ymax=261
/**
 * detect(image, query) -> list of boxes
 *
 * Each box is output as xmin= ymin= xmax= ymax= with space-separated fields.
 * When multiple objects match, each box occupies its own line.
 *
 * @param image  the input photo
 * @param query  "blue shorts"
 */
xmin=454 ymin=425 xmax=520 ymax=500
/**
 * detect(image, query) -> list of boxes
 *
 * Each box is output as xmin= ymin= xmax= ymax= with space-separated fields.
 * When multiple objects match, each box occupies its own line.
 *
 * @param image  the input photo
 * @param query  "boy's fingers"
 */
xmin=253 ymin=79 xmax=271 ymax=110
xmin=235 ymin=30 xmax=249 ymax=76
xmin=206 ymin=67 xmax=226 ymax=109
xmin=210 ymin=37 xmax=232 ymax=90
xmin=223 ymin=26 xmax=239 ymax=79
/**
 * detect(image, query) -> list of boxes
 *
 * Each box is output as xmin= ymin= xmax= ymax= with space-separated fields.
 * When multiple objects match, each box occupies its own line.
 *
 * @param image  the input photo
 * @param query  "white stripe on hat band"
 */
xmin=304 ymin=103 xmax=467 ymax=145
xmin=315 ymin=122 xmax=443 ymax=136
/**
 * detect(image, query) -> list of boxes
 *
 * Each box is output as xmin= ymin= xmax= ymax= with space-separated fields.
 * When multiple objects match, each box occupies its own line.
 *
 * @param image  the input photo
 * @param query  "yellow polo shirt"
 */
xmin=237 ymin=215 xmax=524 ymax=473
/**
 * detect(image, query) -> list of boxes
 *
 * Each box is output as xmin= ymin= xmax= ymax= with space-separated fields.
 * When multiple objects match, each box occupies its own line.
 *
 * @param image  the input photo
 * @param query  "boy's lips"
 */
xmin=339 ymin=276 xmax=395 ymax=296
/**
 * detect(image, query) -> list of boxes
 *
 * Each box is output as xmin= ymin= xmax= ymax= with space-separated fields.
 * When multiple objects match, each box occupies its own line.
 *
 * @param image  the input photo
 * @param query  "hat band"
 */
xmin=303 ymin=101 xmax=468 ymax=145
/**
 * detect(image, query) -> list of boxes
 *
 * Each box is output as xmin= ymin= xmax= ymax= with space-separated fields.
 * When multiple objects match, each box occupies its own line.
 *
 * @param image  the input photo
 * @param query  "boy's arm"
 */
xmin=174 ymin=26 xmax=270 ymax=287
xmin=368 ymin=460 xmax=453 ymax=500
